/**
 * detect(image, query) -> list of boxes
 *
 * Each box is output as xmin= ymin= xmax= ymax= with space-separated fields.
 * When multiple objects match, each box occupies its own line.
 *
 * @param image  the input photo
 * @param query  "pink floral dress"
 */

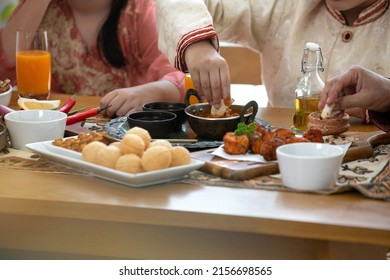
xmin=0 ymin=0 xmax=184 ymax=98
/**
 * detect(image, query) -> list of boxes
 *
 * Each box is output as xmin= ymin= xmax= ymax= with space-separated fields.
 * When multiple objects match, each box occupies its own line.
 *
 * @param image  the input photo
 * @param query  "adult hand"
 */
xmin=319 ymin=65 xmax=390 ymax=114
xmin=100 ymin=81 xmax=181 ymax=117
xmin=100 ymin=87 xmax=147 ymax=117
xmin=184 ymin=40 xmax=231 ymax=107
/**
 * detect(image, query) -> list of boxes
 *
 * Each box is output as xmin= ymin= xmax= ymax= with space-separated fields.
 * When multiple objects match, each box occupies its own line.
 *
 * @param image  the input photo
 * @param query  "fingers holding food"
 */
xmin=308 ymin=111 xmax=350 ymax=136
xmin=211 ymin=98 xmax=234 ymax=118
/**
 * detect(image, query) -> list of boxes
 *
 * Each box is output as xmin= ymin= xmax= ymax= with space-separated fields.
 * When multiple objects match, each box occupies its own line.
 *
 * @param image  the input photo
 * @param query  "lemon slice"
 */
xmin=17 ymin=97 xmax=61 ymax=110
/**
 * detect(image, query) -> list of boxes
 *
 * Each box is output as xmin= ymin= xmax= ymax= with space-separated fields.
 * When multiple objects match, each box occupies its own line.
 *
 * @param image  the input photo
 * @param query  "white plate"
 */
xmin=26 ymin=140 xmax=204 ymax=187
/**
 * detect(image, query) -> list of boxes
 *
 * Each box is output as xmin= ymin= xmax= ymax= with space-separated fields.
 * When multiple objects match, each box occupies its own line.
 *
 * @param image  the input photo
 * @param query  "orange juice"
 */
xmin=16 ymin=50 xmax=51 ymax=100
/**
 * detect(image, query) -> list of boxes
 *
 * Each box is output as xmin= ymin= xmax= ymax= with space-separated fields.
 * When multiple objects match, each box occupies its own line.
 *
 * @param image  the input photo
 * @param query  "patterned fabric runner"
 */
xmin=1 ymin=140 xmax=388 ymax=201
xmin=180 ymin=144 xmax=390 ymax=201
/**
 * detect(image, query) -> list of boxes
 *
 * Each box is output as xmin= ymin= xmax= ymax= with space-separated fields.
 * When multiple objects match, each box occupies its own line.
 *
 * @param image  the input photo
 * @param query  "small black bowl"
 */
xmin=143 ymin=102 xmax=187 ymax=131
xmin=127 ymin=111 xmax=177 ymax=139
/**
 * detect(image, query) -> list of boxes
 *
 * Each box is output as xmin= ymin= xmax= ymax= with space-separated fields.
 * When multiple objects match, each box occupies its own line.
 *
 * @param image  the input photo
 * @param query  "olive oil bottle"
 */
xmin=291 ymin=42 xmax=324 ymax=134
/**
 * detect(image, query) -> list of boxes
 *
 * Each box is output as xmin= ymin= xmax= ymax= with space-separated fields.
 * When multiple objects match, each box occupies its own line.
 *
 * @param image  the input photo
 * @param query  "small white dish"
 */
xmin=26 ymin=140 xmax=204 ymax=187
xmin=276 ymin=142 xmax=344 ymax=191
xmin=4 ymin=110 xmax=67 ymax=151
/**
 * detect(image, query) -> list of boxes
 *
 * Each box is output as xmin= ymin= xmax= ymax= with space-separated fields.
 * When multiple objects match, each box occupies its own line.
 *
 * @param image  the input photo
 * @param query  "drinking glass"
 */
xmin=16 ymin=30 xmax=51 ymax=100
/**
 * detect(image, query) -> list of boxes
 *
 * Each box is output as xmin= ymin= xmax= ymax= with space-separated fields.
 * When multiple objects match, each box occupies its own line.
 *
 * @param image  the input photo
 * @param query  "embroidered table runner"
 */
xmin=1 ymin=126 xmax=388 ymax=201
xmin=180 ymin=144 xmax=390 ymax=201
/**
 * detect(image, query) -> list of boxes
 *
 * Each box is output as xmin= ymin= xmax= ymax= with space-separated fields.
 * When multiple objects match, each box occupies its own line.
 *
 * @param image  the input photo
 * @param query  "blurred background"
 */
xmin=0 ymin=0 xmax=17 ymax=28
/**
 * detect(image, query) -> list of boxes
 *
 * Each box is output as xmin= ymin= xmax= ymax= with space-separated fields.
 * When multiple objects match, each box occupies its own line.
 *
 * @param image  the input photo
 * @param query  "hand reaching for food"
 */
xmin=210 ymin=98 xmax=234 ymax=118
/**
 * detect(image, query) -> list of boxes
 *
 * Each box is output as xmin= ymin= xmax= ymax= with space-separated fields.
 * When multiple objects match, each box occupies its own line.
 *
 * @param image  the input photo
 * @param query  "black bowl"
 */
xmin=127 ymin=111 xmax=177 ymax=139
xmin=185 ymin=101 xmax=258 ymax=140
xmin=143 ymin=102 xmax=187 ymax=131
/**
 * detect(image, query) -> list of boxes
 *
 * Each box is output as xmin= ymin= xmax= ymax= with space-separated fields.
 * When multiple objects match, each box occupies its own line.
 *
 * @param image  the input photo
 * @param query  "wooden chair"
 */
xmin=220 ymin=43 xmax=262 ymax=85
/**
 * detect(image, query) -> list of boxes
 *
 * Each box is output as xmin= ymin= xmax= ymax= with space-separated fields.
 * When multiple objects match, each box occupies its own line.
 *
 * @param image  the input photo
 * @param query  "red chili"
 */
xmin=66 ymin=106 xmax=110 ymax=125
xmin=58 ymin=94 xmax=77 ymax=114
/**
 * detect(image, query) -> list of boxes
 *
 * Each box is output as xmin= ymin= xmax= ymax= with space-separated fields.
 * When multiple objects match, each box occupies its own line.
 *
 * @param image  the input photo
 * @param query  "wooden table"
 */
xmin=0 ymin=92 xmax=389 ymax=260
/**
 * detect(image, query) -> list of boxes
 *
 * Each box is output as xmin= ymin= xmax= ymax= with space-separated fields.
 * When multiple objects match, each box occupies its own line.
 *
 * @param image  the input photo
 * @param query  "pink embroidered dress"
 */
xmin=0 ymin=0 xmax=184 ymax=99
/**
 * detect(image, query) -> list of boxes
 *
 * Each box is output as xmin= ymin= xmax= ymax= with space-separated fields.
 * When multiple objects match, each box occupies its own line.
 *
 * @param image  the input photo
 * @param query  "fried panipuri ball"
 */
xmin=115 ymin=154 xmax=144 ymax=173
xmin=170 ymin=146 xmax=191 ymax=167
xmin=109 ymin=141 xmax=122 ymax=149
xmin=81 ymin=141 xmax=107 ymax=164
xmin=148 ymin=139 xmax=172 ymax=149
xmin=95 ymin=145 xmax=122 ymax=169
xmin=120 ymin=134 xmax=145 ymax=157
xmin=141 ymin=146 xmax=172 ymax=171
xmin=125 ymin=126 xmax=151 ymax=149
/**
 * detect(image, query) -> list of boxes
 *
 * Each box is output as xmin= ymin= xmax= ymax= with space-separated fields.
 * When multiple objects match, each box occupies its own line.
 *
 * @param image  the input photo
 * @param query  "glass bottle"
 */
xmin=291 ymin=42 xmax=324 ymax=134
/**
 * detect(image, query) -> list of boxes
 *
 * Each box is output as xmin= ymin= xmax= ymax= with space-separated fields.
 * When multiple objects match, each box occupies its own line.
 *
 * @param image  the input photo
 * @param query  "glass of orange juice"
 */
xmin=16 ymin=30 xmax=51 ymax=100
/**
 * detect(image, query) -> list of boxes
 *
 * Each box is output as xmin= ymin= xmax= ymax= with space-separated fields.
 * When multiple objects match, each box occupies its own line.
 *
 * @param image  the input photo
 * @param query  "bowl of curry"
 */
xmin=184 ymin=90 xmax=258 ymax=140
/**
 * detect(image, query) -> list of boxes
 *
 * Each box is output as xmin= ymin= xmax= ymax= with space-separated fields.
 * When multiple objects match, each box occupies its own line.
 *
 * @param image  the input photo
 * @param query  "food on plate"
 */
xmin=223 ymin=132 xmax=250 ymax=155
xmin=53 ymin=131 xmax=108 ymax=152
xmin=308 ymin=111 xmax=350 ymax=135
xmin=272 ymin=128 xmax=296 ymax=142
xmin=95 ymin=145 xmax=122 ymax=169
xmin=323 ymin=135 xmax=358 ymax=145
xmin=250 ymin=130 xmax=271 ymax=154
xmin=259 ymin=137 xmax=286 ymax=161
xmin=61 ymin=127 xmax=192 ymax=173
xmin=148 ymin=139 xmax=172 ymax=149
xmin=109 ymin=141 xmax=122 ymax=149
xmin=222 ymin=122 xmax=324 ymax=160
xmin=302 ymin=127 xmax=324 ymax=143
xmin=58 ymin=94 xmax=77 ymax=114
xmin=66 ymin=106 xmax=107 ymax=125
xmin=17 ymin=97 xmax=61 ymax=110
xmin=81 ymin=141 xmax=107 ymax=164
xmin=141 ymin=145 xmax=172 ymax=171
xmin=120 ymin=133 xmax=145 ymax=157
xmin=115 ymin=154 xmax=144 ymax=173
xmin=170 ymin=146 xmax=191 ymax=167
xmin=0 ymin=79 xmax=11 ymax=93
xmin=125 ymin=126 xmax=151 ymax=149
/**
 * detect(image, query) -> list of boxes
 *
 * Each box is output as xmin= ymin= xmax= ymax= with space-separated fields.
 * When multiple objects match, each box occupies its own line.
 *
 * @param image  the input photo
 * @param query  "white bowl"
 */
xmin=276 ymin=142 xmax=344 ymax=191
xmin=0 ymin=122 xmax=7 ymax=150
xmin=4 ymin=110 xmax=67 ymax=151
xmin=0 ymin=84 xmax=12 ymax=106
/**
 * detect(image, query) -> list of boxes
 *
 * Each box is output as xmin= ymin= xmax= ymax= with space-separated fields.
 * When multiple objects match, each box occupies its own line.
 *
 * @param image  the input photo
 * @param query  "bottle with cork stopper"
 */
xmin=291 ymin=42 xmax=324 ymax=134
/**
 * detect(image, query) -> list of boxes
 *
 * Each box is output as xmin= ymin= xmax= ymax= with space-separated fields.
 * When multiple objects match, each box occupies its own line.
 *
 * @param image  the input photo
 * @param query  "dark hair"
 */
xmin=97 ymin=0 xmax=128 ymax=68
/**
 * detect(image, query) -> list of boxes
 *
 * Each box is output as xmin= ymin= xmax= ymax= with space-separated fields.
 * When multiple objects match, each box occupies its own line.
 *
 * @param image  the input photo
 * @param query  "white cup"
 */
xmin=4 ymin=110 xmax=67 ymax=151
xmin=276 ymin=142 xmax=344 ymax=190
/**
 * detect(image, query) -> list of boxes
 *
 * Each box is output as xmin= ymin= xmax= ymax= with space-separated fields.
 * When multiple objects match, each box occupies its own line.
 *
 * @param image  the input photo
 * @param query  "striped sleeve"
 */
xmin=175 ymin=25 xmax=219 ymax=72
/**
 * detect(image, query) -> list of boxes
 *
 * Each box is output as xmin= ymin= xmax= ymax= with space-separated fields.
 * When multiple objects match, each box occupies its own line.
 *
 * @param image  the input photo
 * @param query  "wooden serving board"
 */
xmin=191 ymin=131 xmax=390 ymax=181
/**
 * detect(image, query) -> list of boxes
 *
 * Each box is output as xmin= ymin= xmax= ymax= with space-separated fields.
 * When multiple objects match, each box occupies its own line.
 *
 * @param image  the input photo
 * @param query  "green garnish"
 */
xmin=234 ymin=122 xmax=256 ymax=136
xmin=246 ymin=122 xmax=255 ymax=135
xmin=234 ymin=123 xmax=247 ymax=135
